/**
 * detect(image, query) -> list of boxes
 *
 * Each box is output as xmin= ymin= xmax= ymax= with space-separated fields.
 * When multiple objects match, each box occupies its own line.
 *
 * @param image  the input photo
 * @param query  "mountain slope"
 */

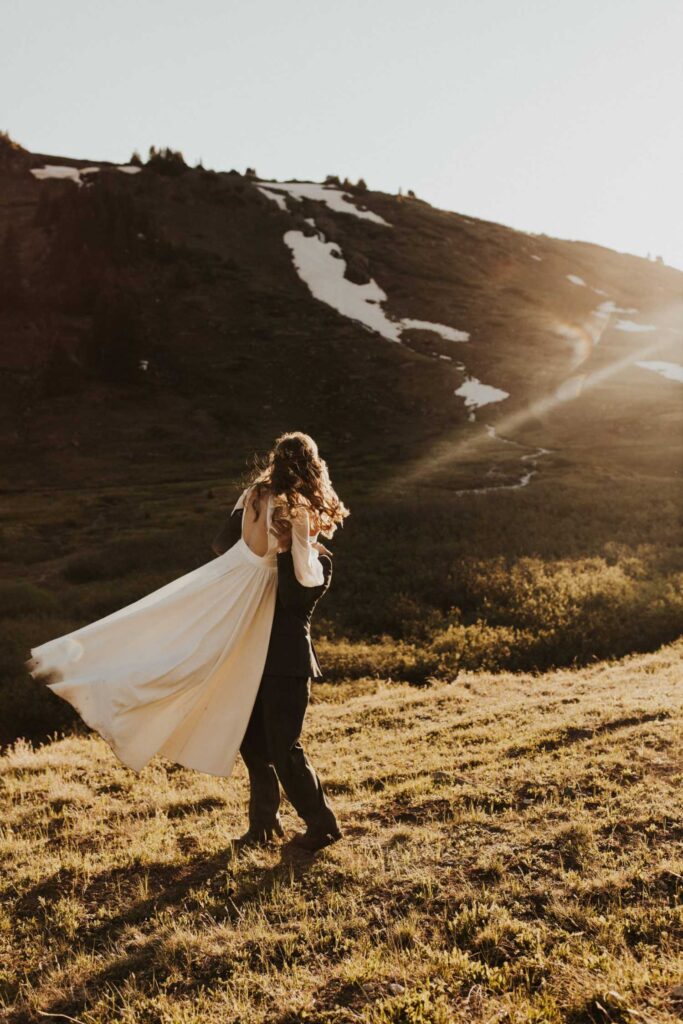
xmin=1 ymin=139 xmax=681 ymax=493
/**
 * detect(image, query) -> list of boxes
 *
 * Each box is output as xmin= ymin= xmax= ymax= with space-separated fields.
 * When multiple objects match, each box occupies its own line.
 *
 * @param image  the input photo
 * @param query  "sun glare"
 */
xmin=393 ymin=299 xmax=683 ymax=490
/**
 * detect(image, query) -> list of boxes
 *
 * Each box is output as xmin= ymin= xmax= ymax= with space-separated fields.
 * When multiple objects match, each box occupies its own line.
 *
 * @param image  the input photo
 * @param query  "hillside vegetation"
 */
xmin=1 ymin=139 xmax=681 ymax=741
xmin=3 ymin=468 xmax=682 ymax=747
xmin=1 ymin=640 xmax=681 ymax=1023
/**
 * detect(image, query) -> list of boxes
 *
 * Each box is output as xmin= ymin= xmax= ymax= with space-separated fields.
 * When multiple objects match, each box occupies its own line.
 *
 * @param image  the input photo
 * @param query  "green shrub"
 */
xmin=318 ymin=637 xmax=444 ymax=685
xmin=430 ymin=620 xmax=538 ymax=673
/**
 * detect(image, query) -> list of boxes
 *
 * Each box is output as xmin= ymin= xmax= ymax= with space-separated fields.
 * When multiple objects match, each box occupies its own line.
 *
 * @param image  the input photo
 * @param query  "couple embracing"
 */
xmin=27 ymin=432 xmax=348 ymax=854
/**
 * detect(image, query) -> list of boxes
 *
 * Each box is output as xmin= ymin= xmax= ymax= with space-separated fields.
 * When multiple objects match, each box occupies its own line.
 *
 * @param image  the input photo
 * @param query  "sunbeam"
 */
xmin=387 ymin=302 xmax=683 ymax=493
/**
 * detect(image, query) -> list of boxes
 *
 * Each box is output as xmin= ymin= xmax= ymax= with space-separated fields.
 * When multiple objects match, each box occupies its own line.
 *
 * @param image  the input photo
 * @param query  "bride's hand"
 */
xmin=312 ymin=541 xmax=333 ymax=557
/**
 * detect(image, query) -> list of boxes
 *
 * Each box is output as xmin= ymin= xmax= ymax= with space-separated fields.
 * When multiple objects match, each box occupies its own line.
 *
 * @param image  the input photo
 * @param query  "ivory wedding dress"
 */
xmin=26 ymin=487 xmax=324 ymax=777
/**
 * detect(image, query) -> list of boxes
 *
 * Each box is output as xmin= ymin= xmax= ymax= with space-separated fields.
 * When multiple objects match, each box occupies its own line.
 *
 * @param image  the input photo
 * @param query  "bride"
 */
xmin=26 ymin=431 xmax=348 ymax=778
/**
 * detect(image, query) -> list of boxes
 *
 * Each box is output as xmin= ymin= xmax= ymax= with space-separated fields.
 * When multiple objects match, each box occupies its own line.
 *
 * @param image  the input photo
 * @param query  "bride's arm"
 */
xmin=289 ymin=507 xmax=325 ymax=586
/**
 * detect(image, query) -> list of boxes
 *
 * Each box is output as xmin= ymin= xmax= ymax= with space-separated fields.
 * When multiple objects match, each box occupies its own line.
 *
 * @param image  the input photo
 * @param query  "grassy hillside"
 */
xmin=1 ymin=640 xmax=681 ymax=1023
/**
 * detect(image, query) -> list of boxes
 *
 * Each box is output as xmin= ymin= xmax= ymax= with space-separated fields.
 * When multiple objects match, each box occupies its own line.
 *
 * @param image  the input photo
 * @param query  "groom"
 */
xmin=212 ymin=506 xmax=341 ymax=853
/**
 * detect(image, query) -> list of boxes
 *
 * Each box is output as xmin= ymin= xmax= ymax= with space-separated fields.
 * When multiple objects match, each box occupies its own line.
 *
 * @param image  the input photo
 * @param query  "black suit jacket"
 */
xmin=211 ymin=508 xmax=332 ymax=679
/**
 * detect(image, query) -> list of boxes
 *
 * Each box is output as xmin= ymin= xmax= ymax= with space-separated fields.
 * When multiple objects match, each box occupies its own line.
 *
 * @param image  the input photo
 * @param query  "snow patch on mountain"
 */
xmin=556 ymin=299 xmax=642 ymax=369
xmin=588 ymin=300 xmax=639 ymax=342
xmin=635 ymin=360 xmax=683 ymax=383
xmin=258 ymin=181 xmax=391 ymax=225
xmin=283 ymin=231 xmax=474 ymax=350
xmin=598 ymin=300 xmax=638 ymax=315
xmin=455 ymin=377 xmax=509 ymax=409
xmin=614 ymin=320 xmax=657 ymax=333
xmin=31 ymin=164 xmax=140 ymax=186
xmin=283 ymin=221 xmax=507 ymax=423
xmin=567 ymin=274 xmax=586 ymax=286
xmin=31 ymin=165 xmax=97 ymax=185
xmin=258 ymin=186 xmax=288 ymax=211
xmin=400 ymin=318 xmax=469 ymax=342
xmin=283 ymin=231 xmax=402 ymax=341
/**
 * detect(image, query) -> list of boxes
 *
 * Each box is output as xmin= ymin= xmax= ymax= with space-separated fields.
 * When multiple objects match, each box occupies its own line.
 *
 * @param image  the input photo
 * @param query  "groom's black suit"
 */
xmin=212 ymin=509 xmax=338 ymax=836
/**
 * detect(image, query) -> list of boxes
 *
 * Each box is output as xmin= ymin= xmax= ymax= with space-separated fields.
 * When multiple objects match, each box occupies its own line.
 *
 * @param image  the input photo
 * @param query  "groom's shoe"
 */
xmin=291 ymin=824 xmax=342 ymax=853
xmin=233 ymin=819 xmax=285 ymax=849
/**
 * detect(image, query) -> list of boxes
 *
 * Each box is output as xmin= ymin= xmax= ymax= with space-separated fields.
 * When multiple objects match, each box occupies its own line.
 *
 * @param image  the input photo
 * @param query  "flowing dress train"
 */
xmin=25 ymin=487 xmax=324 ymax=777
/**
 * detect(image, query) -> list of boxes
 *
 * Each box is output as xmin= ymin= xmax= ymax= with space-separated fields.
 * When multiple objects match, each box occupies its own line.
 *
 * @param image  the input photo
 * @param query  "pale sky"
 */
xmin=3 ymin=0 xmax=682 ymax=268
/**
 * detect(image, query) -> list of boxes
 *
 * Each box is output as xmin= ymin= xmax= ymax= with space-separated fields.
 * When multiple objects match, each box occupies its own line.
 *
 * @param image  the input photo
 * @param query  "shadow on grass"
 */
xmin=506 ymin=710 xmax=672 ymax=758
xmin=9 ymin=840 xmax=321 ymax=1022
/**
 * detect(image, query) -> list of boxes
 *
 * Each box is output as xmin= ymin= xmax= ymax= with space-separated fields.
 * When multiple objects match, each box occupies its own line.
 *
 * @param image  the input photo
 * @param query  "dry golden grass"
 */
xmin=1 ymin=642 xmax=682 ymax=1023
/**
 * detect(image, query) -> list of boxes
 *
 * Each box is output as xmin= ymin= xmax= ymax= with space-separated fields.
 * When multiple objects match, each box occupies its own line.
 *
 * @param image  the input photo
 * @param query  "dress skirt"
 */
xmin=26 ymin=538 xmax=278 ymax=777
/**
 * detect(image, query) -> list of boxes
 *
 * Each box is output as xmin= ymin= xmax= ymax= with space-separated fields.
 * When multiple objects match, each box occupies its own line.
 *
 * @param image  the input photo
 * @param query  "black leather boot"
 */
xmin=290 ymin=822 xmax=342 ymax=852
xmin=233 ymin=817 xmax=285 ymax=849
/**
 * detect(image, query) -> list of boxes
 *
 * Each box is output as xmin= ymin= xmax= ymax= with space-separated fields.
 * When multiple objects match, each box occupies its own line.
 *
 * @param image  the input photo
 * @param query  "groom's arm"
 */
xmin=211 ymin=509 xmax=243 ymax=556
xmin=276 ymin=550 xmax=332 ymax=611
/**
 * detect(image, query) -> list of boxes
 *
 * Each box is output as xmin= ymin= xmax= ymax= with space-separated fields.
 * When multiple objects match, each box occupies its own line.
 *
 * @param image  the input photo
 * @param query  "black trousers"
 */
xmin=239 ymin=673 xmax=337 ymax=833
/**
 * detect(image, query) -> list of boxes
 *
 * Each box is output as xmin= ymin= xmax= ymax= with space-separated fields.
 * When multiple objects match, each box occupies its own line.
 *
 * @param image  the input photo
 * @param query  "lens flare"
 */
xmin=387 ymin=298 xmax=682 ymax=493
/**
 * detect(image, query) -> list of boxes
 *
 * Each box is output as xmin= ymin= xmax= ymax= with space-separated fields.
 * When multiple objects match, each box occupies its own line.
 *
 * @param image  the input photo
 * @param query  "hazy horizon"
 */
xmin=3 ymin=0 xmax=682 ymax=269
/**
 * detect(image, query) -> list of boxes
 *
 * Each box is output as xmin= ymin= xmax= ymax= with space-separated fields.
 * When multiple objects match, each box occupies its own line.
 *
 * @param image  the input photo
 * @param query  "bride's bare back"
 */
xmin=242 ymin=489 xmax=270 ymax=557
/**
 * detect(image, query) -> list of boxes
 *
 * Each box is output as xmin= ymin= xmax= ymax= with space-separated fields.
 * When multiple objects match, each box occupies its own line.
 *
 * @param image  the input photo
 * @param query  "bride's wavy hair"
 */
xmin=246 ymin=431 xmax=349 ymax=538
